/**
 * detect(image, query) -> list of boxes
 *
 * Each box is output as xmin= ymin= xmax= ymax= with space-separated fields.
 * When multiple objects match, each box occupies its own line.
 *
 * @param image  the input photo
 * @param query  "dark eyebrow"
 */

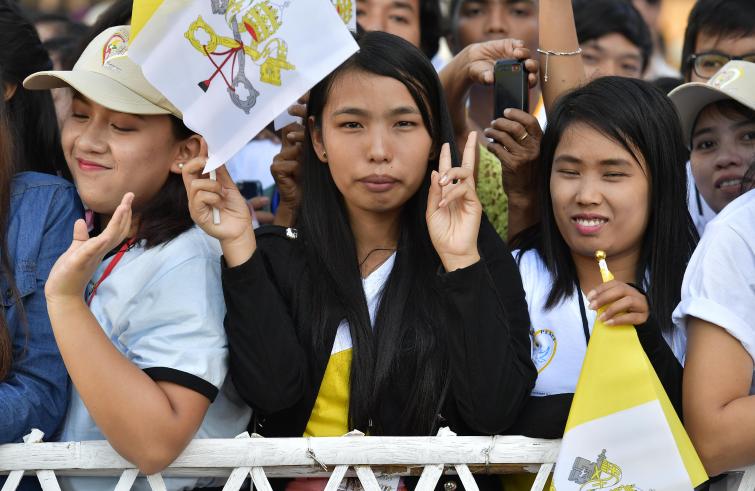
xmin=554 ymin=156 xmax=633 ymax=167
xmin=694 ymin=119 xmax=755 ymax=139
xmin=554 ymin=155 xmax=582 ymax=164
xmin=506 ymin=0 xmax=535 ymax=4
xmin=72 ymin=91 xmax=90 ymax=104
xmin=732 ymin=119 xmax=755 ymax=130
xmin=390 ymin=0 xmax=416 ymax=12
xmin=332 ymin=107 xmax=369 ymax=117
xmin=388 ymin=106 xmax=420 ymax=117
xmin=599 ymin=159 xmax=632 ymax=167
xmin=582 ymin=40 xmax=606 ymax=53
xmin=618 ymin=54 xmax=643 ymax=62
xmin=692 ymin=126 xmax=713 ymax=139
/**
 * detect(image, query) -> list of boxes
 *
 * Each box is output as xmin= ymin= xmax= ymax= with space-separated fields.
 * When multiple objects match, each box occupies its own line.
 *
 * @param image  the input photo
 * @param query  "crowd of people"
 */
xmin=0 ymin=0 xmax=754 ymax=490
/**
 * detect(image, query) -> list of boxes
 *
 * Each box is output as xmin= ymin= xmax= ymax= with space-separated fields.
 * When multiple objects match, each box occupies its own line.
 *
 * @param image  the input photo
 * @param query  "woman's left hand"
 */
xmin=45 ymin=193 xmax=134 ymax=304
xmin=587 ymin=280 xmax=650 ymax=326
xmin=426 ymin=132 xmax=483 ymax=272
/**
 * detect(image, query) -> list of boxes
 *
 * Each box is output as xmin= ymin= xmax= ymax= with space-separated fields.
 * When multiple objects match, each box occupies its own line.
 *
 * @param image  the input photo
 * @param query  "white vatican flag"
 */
xmin=128 ymin=0 xmax=358 ymax=172
xmin=551 ymin=253 xmax=707 ymax=491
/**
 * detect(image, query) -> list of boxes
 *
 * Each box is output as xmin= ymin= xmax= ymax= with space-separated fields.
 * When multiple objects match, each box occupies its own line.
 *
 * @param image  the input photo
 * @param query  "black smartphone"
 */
xmin=236 ymin=180 xmax=264 ymax=200
xmin=493 ymin=59 xmax=529 ymax=119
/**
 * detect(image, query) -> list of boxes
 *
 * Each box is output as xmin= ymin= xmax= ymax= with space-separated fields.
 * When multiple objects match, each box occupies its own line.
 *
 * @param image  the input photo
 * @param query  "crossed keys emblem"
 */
xmin=184 ymin=0 xmax=296 ymax=114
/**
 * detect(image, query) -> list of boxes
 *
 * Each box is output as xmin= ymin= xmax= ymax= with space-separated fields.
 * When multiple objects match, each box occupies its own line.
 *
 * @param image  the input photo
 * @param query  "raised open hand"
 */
xmin=45 ymin=193 xmax=134 ymax=303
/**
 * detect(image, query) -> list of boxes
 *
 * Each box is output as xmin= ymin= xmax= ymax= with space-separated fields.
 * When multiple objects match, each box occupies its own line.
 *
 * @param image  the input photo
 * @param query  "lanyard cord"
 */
xmin=575 ymin=279 xmax=591 ymax=346
xmin=86 ymin=238 xmax=135 ymax=306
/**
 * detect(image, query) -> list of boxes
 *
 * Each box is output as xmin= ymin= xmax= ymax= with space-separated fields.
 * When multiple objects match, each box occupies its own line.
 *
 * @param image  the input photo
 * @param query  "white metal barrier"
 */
xmin=0 ymin=429 xmax=558 ymax=491
xmin=2 ymin=429 xmax=755 ymax=491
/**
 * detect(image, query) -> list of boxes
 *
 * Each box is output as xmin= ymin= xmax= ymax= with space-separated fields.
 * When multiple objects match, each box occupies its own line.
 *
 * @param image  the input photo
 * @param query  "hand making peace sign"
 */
xmin=426 ymin=132 xmax=483 ymax=272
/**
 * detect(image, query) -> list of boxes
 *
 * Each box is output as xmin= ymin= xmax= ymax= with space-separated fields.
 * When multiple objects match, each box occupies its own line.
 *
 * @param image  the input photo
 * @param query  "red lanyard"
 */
xmin=87 ymin=238 xmax=135 ymax=306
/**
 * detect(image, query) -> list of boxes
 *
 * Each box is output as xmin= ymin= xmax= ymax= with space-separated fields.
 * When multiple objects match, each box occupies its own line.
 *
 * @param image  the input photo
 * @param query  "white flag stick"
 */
xmin=210 ymin=170 xmax=220 ymax=225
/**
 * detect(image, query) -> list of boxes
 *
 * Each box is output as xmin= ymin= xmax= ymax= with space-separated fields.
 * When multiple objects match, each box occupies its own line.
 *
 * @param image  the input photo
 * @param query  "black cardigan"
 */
xmin=221 ymin=218 xmax=537 ymax=489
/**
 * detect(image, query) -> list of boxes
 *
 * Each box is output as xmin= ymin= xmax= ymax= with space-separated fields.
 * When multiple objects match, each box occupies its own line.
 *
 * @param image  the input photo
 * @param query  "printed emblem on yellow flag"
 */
xmin=551 ymin=252 xmax=707 ymax=491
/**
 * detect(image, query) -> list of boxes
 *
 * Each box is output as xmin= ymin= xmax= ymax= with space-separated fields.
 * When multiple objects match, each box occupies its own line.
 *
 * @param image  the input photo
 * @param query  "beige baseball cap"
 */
xmin=669 ymin=60 xmax=755 ymax=148
xmin=24 ymin=25 xmax=181 ymax=118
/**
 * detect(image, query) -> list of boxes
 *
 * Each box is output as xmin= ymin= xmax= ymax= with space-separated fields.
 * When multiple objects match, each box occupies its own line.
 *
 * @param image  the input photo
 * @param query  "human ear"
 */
xmin=170 ymin=134 xmax=204 ymax=174
xmin=3 ymin=83 xmax=18 ymax=102
xmin=309 ymin=115 xmax=327 ymax=163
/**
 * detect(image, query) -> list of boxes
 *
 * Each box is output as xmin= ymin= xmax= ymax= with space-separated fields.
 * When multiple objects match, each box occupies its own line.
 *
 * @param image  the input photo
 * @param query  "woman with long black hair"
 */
xmin=0 ymin=0 xmax=67 ymax=177
xmin=184 ymin=31 xmax=536 ymax=491
xmin=0 ymin=6 xmax=83 ymax=491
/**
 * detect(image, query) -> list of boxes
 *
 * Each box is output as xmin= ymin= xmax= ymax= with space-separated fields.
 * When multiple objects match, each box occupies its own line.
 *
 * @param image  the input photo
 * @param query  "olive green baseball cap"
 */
xmin=669 ymin=60 xmax=755 ymax=148
xmin=24 ymin=25 xmax=181 ymax=118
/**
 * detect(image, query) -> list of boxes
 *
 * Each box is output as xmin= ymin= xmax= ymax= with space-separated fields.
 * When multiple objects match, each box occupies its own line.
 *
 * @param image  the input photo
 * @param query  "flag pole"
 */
xmin=595 ymin=250 xmax=614 ymax=283
xmin=210 ymin=170 xmax=221 ymax=224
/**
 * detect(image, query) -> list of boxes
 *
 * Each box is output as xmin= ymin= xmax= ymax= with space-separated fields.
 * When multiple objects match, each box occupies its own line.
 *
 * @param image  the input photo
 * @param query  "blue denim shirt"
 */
xmin=0 ymin=172 xmax=82 ymax=443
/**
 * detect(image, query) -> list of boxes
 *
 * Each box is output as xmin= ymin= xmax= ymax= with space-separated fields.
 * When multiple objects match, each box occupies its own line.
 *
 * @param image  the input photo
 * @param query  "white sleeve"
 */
xmin=674 ymin=224 xmax=755 ymax=361
xmin=116 ymin=256 xmax=228 ymax=401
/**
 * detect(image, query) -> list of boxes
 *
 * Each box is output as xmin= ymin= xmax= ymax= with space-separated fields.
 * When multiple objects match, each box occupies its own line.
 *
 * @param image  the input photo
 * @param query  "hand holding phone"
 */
xmin=494 ymin=59 xmax=529 ymax=119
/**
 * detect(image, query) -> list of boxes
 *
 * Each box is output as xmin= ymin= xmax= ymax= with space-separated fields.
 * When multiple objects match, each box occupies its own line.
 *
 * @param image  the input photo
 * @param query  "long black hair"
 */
xmin=298 ymin=31 xmax=458 ymax=435
xmin=514 ymin=77 xmax=698 ymax=331
xmin=0 ymin=0 xmax=65 ymax=176
xmin=0 ymin=89 xmax=22 ymax=381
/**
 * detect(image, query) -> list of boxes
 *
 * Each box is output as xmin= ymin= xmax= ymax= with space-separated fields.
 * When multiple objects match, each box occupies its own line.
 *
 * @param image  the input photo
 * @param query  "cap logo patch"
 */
xmin=102 ymin=31 xmax=129 ymax=65
xmin=710 ymin=67 xmax=742 ymax=90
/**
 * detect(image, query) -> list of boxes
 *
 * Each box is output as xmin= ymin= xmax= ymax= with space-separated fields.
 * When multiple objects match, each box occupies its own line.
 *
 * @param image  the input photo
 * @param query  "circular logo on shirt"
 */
xmin=531 ymin=329 xmax=557 ymax=374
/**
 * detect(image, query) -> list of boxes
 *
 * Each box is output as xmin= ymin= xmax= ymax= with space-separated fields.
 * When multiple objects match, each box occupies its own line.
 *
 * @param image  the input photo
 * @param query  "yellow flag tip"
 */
xmin=595 ymin=250 xmax=607 ymax=261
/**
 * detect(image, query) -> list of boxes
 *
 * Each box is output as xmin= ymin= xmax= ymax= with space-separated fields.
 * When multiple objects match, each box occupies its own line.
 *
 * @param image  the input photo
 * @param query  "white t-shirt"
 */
xmin=516 ymin=250 xmax=686 ymax=397
xmin=60 ymin=227 xmax=251 ymax=491
xmin=686 ymin=161 xmax=718 ymax=237
xmin=328 ymin=253 xmax=395 ymax=360
xmin=673 ymin=189 xmax=755 ymax=369
xmin=674 ymin=189 xmax=755 ymax=491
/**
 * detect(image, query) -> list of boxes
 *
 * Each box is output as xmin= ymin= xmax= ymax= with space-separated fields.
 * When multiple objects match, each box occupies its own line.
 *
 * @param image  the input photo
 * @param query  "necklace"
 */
xmin=358 ymin=247 xmax=397 ymax=273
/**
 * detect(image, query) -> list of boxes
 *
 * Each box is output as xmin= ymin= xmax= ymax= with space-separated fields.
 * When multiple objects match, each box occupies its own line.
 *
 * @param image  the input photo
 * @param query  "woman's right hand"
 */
xmin=182 ymin=158 xmax=257 ymax=267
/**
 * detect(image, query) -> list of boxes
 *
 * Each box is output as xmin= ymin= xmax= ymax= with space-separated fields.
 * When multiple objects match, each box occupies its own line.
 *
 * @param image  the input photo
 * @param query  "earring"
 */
xmin=178 ymin=163 xmax=185 ymax=170
xmin=322 ymin=152 xmax=327 ymax=159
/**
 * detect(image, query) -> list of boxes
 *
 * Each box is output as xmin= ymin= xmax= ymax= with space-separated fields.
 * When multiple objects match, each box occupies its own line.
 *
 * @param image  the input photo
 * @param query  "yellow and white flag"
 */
xmin=551 ymin=253 xmax=707 ymax=491
xmin=331 ymin=0 xmax=357 ymax=32
xmin=127 ymin=0 xmax=358 ymax=172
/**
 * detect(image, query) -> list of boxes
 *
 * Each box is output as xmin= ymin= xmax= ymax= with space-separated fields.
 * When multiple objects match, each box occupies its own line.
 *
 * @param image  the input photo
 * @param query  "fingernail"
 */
xmin=598 ymin=313 xmax=606 ymax=321
xmin=258 ymin=196 xmax=270 ymax=204
xmin=514 ymin=39 xmax=524 ymax=47
xmin=605 ymin=319 xmax=614 ymax=326
xmin=503 ymin=109 xmax=511 ymax=117
xmin=586 ymin=290 xmax=596 ymax=300
xmin=589 ymin=302 xmax=597 ymax=310
xmin=440 ymin=174 xmax=449 ymax=184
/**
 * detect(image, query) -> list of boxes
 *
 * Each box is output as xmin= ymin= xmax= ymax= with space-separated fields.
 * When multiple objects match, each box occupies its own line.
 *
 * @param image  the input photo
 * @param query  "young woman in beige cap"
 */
xmin=671 ymin=60 xmax=755 ymax=487
xmin=668 ymin=60 xmax=755 ymax=234
xmin=25 ymin=26 xmax=250 ymax=491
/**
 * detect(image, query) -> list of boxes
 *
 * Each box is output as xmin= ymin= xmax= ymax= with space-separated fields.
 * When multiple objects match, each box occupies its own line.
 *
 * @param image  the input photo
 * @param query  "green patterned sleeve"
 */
xmin=475 ymin=144 xmax=508 ymax=239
